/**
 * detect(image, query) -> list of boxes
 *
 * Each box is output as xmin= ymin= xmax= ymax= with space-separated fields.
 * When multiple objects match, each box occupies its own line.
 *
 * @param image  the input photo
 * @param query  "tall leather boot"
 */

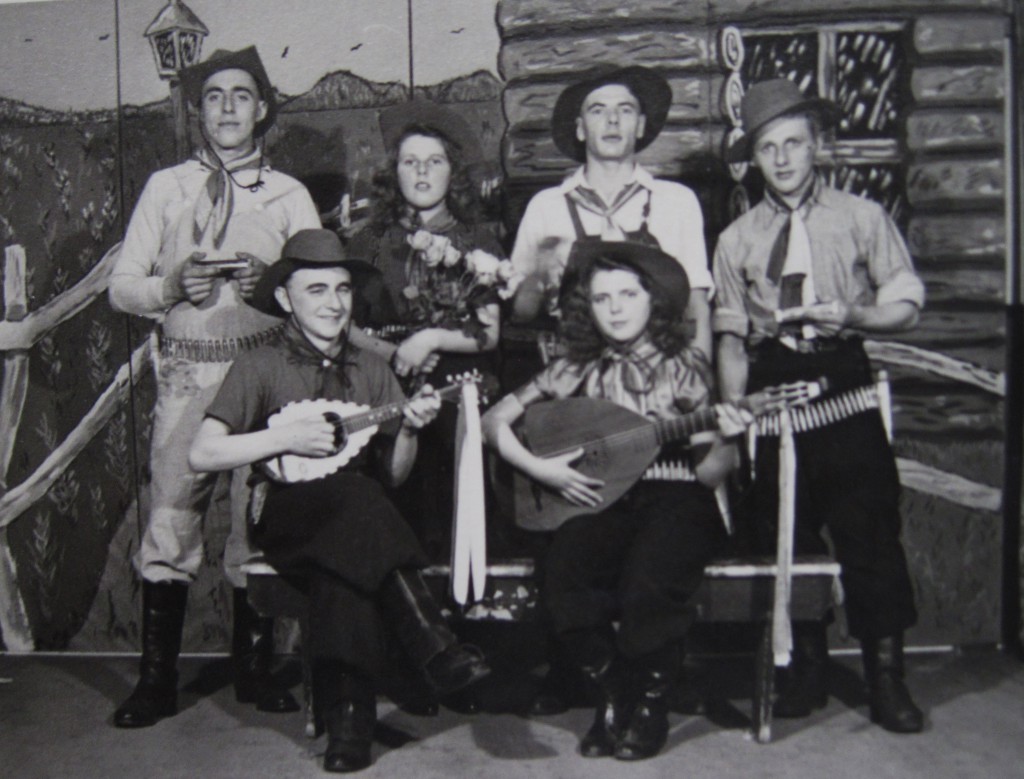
xmin=861 ymin=634 xmax=924 ymax=733
xmin=579 ymin=657 xmax=632 ymax=758
xmin=113 ymin=580 xmax=188 ymax=728
xmin=614 ymin=646 xmax=679 ymax=761
xmin=773 ymin=621 xmax=829 ymax=718
xmin=379 ymin=569 xmax=490 ymax=695
xmin=231 ymin=588 xmax=300 ymax=713
xmin=314 ymin=659 xmax=376 ymax=773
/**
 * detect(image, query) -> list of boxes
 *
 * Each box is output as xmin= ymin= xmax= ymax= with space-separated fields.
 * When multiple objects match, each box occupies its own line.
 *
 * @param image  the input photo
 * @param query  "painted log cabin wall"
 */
xmin=496 ymin=0 xmax=1016 ymax=648
xmin=0 ymin=0 xmax=1020 ymax=652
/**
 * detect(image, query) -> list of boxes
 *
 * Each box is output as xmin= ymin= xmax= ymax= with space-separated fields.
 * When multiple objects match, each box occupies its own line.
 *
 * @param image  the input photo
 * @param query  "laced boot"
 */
xmin=614 ymin=647 xmax=678 ymax=761
xmin=579 ymin=658 xmax=631 ymax=758
xmin=113 ymin=581 xmax=188 ymax=728
xmin=314 ymin=660 xmax=376 ymax=773
xmin=380 ymin=569 xmax=490 ymax=695
xmin=231 ymin=588 xmax=300 ymax=713
xmin=862 ymin=635 xmax=924 ymax=733
xmin=773 ymin=621 xmax=829 ymax=718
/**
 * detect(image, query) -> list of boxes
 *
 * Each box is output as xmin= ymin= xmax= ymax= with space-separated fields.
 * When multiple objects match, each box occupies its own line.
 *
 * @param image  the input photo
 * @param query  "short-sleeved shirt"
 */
xmin=516 ymin=339 xmax=710 ymax=422
xmin=206 ymin=321 xmax=406 ymax=471
xmin=510 ymin=165 xmax=713 ymax=293
xmin=712 ymin=179 xmax=924 ymax=340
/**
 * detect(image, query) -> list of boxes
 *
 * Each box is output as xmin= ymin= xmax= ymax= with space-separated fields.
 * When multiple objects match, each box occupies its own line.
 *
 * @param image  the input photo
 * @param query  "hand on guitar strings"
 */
xmin=277 ymin=413 xmax=340 ymax=458
xmin=400 ymin=384 xmax=442 ymax=433
xmin=537 ymin=447 xmax=605 ymax=508
xmin=713 ymin=403 xmax=755 ymax=438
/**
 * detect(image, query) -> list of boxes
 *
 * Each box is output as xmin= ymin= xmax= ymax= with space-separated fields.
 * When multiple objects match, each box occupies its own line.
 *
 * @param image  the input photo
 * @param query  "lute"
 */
xmin=511 ymin=380 xmax=824 ymax=531
xmin=261 ymin=371 xmax=485 ymax=483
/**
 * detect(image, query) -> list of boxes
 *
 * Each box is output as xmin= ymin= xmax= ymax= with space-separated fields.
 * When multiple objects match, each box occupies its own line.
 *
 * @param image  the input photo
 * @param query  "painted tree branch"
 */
xmin=0 ymin=354 xmax=28 ymax=492
xmin=865 ymin=339 xmax=1005 ymax=396
xmin=0 ymin=338 xmax=152 ymax=530
xmin=897 ymin=457 xmax=1002 ymax=512
xmin=0 ymin=242 xmax=122 ymax=352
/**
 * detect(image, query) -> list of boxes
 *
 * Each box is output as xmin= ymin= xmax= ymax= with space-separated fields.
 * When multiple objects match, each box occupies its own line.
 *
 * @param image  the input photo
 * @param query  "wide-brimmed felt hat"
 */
xmin=181 ymin=46 xmax=277 ymax=137
xmin=725 ymin=78 xmax=840 ymax=164
xmin=378 ymin=100 xmax=482 ymax=164
xmin=251 ymin=229 xmax=383 ymax=317
xmin=552 ymin=64 xmax=672 ymax=162
xmin=559 ymin=240 xmax=690 ymax=319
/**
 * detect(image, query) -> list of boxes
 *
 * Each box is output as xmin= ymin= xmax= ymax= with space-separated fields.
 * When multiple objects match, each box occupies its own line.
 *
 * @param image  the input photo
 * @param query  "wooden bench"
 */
xmin=244 ymin=553 xmax=840 ymax=743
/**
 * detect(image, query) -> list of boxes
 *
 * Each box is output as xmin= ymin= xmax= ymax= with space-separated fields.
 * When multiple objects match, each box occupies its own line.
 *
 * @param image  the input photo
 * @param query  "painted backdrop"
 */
xmin=0 ymin=0 xmax=1017 ymax=653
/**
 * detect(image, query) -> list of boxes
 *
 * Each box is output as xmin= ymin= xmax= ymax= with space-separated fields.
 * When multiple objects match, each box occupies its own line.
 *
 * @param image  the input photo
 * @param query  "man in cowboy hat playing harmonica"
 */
xmin=509 ymin=64 xmax=713 ymax=359
xmin=108 ymin=46 xmax=320 ymax=728
xmin=712 ymin=78 xmax=925 ymax=733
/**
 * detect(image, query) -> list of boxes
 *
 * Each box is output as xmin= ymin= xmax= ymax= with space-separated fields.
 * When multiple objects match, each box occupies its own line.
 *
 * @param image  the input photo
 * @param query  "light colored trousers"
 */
xmin=135 ymin=353 xmax=260 ymax=587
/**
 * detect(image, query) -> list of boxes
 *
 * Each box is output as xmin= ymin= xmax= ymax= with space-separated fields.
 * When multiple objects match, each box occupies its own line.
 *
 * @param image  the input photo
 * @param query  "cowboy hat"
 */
xmin=725 ymin=78 xmax=840 ymax=163
xmin=181 ymin=46 xmax=277 ymax=137
xmin=378 ymin=100 xmax=483 ymax=164
xmin=559 ymin=240 xmax=690 ymax=319
xmin=551 ymin=64 xmax=672 ymax=162
xmin=250 ymin=229 xmax=384 ymax=318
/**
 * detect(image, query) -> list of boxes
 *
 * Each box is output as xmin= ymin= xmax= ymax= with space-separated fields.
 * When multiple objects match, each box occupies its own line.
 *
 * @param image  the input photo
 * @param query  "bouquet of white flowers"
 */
xmin=403 ymin=229 xmax=522 ymax=345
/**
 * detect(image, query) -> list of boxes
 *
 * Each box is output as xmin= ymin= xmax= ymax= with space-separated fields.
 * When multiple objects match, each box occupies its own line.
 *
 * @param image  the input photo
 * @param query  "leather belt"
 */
xmin=756 ymin=384 xmax=880 ymax=437
xmin=158 ymin=324 xmax=283 ymax=363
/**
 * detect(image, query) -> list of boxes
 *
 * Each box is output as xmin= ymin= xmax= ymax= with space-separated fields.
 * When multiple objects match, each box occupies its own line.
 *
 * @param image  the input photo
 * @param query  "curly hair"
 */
xmin=559 ymin=256 xmax=694 ymax=365
xmin=367 ymin=125 xmax=480 ymax=233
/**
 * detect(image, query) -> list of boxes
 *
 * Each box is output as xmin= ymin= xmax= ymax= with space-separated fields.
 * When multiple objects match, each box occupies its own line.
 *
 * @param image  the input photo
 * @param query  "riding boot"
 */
xmin=231 ymin=588 xmax=300 ymax=713
xmin=379 ymin=569 xmax=490 ymax=695
xmin=861 ymin=634 xmax=924 ymax=733
xmin=773 ymin=621 xmax=829 ymax=718
xmin=614 ymin=646 xmax=679 ymax=761
xmin=579 ymin=657 xmax=632 ymax=758
xmin=113 ymin=580 xmax=188 ymax=728
xmin=314 ymin=660 xmax=376 ymax=773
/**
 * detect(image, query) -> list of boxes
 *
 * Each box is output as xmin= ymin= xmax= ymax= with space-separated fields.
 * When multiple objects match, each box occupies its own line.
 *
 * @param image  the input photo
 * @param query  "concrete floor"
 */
xmin=2 ymin=648 xmax=1022 ymax=779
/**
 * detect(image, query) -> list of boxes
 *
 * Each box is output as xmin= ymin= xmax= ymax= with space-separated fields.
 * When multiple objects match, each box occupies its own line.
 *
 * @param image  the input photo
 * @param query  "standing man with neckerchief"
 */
xmin=713 ymin=78 xmax=926 ymax=734
xmin=509 ymin=64 xmax=713 ymax=360
xmin=108 ymin=46 xmax=320 ymax=728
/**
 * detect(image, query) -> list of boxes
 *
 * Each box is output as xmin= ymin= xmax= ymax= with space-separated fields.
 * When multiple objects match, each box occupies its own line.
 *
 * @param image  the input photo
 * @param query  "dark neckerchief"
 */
xmin=282 ymin=318 xmax=358 ymax=396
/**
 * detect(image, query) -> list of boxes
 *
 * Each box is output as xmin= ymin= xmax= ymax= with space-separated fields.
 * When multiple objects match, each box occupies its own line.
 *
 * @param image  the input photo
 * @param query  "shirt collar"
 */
xmin=762 ymin=172 xmax=824 ymax=218
xmin=558 ymin=163 xmax=653 ymax=195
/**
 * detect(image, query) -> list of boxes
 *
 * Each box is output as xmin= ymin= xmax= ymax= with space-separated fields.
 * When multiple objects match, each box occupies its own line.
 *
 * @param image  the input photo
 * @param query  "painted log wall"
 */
xmin=497 ymin=0 xmax=1014 ymax=646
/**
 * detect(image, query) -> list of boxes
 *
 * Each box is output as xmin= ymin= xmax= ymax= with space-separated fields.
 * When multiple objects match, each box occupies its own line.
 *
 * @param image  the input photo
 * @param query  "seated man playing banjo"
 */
xmin=189 ymin=228 xmax=490 ymax=773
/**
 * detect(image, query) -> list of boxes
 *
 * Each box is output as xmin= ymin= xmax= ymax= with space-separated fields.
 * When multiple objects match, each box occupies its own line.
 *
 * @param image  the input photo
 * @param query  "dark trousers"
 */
xmin=253 ymin=471 xmax=426 ymax=677
xmin=543 ymin=481 xmax=728 ymax=661
xmin=744 ymin=337 xmax=917 ymax=639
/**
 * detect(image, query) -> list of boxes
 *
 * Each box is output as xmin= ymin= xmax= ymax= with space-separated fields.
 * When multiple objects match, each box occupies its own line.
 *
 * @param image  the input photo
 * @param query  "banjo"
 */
xmin=511 ymin=380 xmax=825 ymax=531
xmin=261 ymin=371 xmax=485 ymax=483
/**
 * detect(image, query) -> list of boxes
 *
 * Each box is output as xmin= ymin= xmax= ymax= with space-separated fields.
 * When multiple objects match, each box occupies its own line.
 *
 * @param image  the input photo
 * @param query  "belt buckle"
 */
xmin=796 ymin=339 xmax=817 ymax=354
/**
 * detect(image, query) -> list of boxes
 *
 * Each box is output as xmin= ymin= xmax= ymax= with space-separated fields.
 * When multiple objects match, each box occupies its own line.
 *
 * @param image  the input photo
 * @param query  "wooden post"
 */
xmin=0 ymin=244 xmax=35 ymax=651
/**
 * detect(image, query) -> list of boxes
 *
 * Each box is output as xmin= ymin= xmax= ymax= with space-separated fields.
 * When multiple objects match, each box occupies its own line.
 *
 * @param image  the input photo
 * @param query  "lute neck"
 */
xmin=654 ymin=395 xmax=755 ymax=446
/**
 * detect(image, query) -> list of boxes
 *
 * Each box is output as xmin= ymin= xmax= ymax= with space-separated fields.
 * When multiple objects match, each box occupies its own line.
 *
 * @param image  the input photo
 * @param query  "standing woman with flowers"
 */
xmin=347 ymin=101 xmax=515 ymax=562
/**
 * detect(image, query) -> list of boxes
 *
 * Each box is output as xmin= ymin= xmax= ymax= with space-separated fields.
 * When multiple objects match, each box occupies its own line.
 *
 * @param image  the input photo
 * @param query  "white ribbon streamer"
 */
xmin=451 ymin=383 xmax=487 ymax=605
xmin=772 ymin=408 xmax=796 ymax=666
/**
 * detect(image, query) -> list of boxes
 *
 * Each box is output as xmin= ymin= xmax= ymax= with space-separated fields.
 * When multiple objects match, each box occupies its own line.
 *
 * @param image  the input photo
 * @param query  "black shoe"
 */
xmin=578 ymin=658 xmax=631 ymax=758
xmin=774 ymin=622 xmax=829 ymax=719
xmin=231 ymin=588 xmax=300 ymax=713
xmin=614 ymin=648 xmax=677 ymax=761
xmin=114 ymin=581 xmax=188 ymax=729
xmin=614 ymin=696 xmax=669 ymax=761
xmin=324 ymin=702 xmax=374 ymax=773
xmin=862 ymin=635 xmax=923 ymax=734
xmin=423 ymin=643 xmax=491 ymax=696
xmin=114 ymin=678 xmax=178 ymax=728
